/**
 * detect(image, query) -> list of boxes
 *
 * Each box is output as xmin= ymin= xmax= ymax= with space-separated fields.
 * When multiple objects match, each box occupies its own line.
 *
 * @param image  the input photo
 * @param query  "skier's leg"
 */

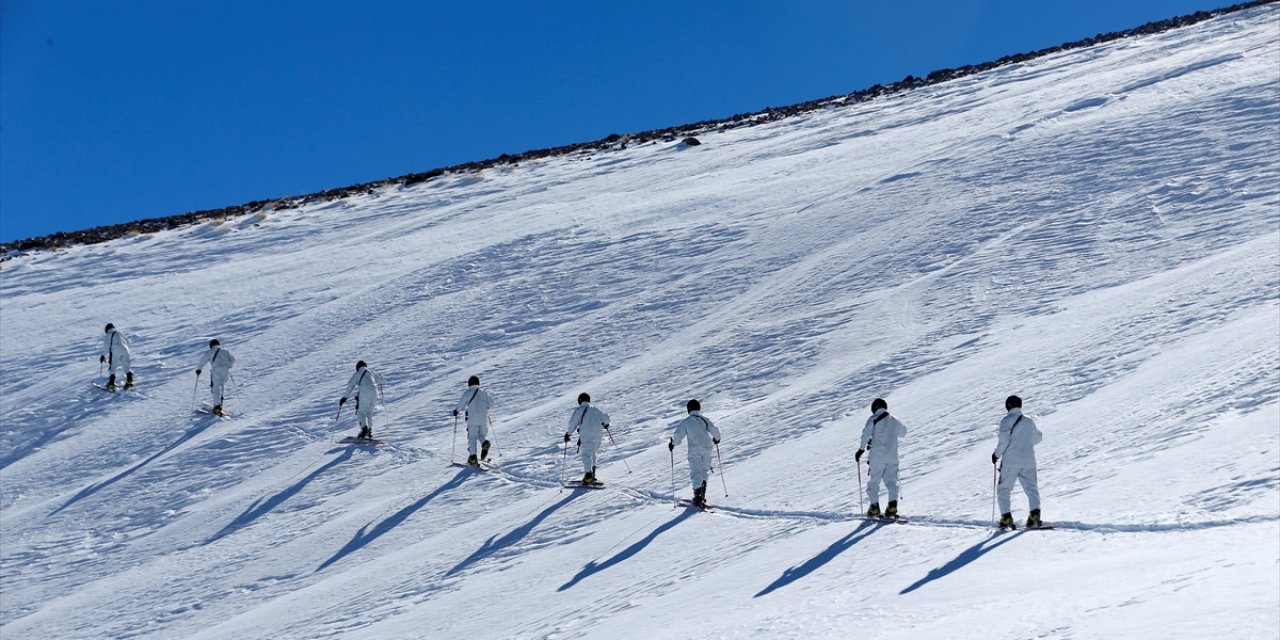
xmin=884 ymin=463 xmax=901 ymax=503
xmin=866 ymin=463 xmax=885 ymax=507
xmin=688 ymin=448 xmax=710 ymax=490
xmin=211 ymin=372 xmax=227 ymax=406
xmin=997 ymin=467 xmax=1018 ymax=514
xmin=1020 ymin=467 xmax=1041 ymax=511
xmin=467 ymin=423 xmax=480 ymax=455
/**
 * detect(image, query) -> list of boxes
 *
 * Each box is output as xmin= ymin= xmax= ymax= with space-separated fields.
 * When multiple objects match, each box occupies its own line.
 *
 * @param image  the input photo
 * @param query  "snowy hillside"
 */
xmin=2 ymin=6 xmax=1278 ymax=639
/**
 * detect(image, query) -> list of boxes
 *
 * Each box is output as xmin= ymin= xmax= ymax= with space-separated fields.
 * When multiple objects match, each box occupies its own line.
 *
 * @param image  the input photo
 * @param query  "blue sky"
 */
xmin=0 ymin=0 xmax=1234 ymax=242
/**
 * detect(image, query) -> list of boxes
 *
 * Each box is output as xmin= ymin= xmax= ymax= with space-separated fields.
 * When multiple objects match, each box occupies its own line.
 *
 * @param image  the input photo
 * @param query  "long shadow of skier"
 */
xmin=445 ymin=491 xmax=580 ymax=578
xmin=50 ymin=418 xmax=216 ymax=516
xmin=558 ymin=508 xmax=696 ymax=591
xmin=316 ymin=469 xmax=470 ymax=572
xmin=208 ymin=447 xmax=355 ymax=544
xmin=755 ymin=519 xmax=883 ymax=597
xmin=899 ymin=530 xmax=1026 ymax=595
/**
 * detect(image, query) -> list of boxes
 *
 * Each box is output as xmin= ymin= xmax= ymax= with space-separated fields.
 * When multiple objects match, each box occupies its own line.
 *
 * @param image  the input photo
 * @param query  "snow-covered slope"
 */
xmin=2 ymin=6 xmax=1278 ymax=639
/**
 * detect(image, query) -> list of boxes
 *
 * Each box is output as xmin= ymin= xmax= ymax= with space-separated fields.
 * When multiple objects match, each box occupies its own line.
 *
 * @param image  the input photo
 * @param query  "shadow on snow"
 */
xmin=50 ymin=418 xmax=216 ymax=516
xmin=316 ymin=469 xmax=470 ymax=572
xmin=208 ymin=447 xmax=355 ymax=544
xmin=559 ymin=508 xmax=696 ymax=591
xmin=899 ymin=530 xmax=1026 ymax=595
xmin=755 ymin=520 xmax=883 ymax=597
xmin=445 ymin=491 xmax=581 ymax=578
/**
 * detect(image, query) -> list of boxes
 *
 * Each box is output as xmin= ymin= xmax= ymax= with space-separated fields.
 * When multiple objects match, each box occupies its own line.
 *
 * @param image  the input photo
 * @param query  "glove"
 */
xmin=563 ymin=433 xmax=571 ymax=443
xmin=195 ymin=369 xmax=202 ymax=376
xmin=713 ymin=438 xmax=720 ymax=445
xmin=855 ymin=449 xmax=864 ymax=463
xmin=339 ymin=397 xmax=347 ymax=406
xmin=991 ymin=453 xmax=999 ymax=465
xmin=576 ymin=439 xmax=581 ymax=450
xmin=100 ymin=355 xmax=106 ymax=363
xmin=668 ymin=439 xmax=675 ymax=452
xmin=453 ymin=409 xmax=459 ymax=417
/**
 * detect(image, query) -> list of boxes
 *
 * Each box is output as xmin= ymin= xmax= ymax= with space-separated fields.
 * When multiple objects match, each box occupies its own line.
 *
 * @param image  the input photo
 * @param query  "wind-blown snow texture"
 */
xmin=3 ymin=7 xmax=1279 ymax=640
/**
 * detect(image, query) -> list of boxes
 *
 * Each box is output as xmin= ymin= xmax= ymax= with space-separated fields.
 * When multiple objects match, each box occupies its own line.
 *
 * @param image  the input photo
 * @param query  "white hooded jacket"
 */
xmin=860 ymin=409 xmax=906 ymax=465
xmin=672 ymin=411 xmax=720 ymax=451
xmin=197 ymin=347 xmax=235 ymax=376
xmin=344 ymin=367 xmax=381 ymax=409
xmin=994 ymin=408 xmax=1042 ymax=469
xmin=455 ymin=385 xmax=494 ymax=428
xmin=567 ymin=403 xmax=611 ymax=445
xmin=102 ymin=329 xmax=132 ymax=364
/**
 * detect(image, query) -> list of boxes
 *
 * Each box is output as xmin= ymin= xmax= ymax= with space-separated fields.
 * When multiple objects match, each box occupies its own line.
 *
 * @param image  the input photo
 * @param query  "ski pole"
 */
xmin=336 ymin=401 xmax=344 ymax=421
xmin=560 ymin=436 xmax=569 ymax=490
xmin=991 ymin=462 xmax=998 ymax=526
xmin=670 ymin=446 xmax=677 ymax=505
xmin=451 ymin=415 xmax=459 ymax=464
xmin=715 ymin=442 xmax=729 ymax=497
xmin=192 ymin=372 xmax=202 ymax=409
xmin=857 ymin=456 xmax=864 ymax=515
xmin=604 ymin=427 xmax=632 ymax=474
xmin=488 ymin=417 xmax=500 ymax=458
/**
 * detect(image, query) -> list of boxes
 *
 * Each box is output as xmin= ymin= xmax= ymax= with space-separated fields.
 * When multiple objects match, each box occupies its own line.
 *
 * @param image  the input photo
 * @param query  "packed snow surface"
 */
xmin=2 ymin=6 xmax=1278 ymax=639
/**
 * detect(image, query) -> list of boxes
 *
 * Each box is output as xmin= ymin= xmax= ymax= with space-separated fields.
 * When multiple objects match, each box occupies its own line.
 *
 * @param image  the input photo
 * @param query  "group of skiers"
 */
xmin=854 ymin=395 xmax=1044 ymax=529
xmin=96 ymin=323 xmax=1044 ymax=521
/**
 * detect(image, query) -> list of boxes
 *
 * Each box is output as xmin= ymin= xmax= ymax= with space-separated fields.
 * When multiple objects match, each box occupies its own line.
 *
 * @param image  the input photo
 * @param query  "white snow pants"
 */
xmin=866 ymin=462 xmax=900 ymax=505
xmin=209 ymin=370 xmax=229 ymax=407
xmin=467 ymin=421 xmax=489 ymax=456
xmin=687 ymin=447 xmax=713 ymax=489
xmin=578 ymin=437 xmax=601 ymax=474
xmin=998 ymin=465 xmax=1040 ymax=513
xmin=354 ymin=392 xmax=376 ymax=430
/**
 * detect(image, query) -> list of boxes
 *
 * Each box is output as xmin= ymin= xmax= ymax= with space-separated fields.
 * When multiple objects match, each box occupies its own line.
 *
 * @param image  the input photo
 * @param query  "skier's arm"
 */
xmin=1032 ymin=421 xmax=1043 ymax=445
xmin=672 ymin=421 xmax=688 ymax=446
xmin=196 ymin=349 xmax=215 ymax=373
xmin=224 ymin=351 xmax=236 ymax=369
xmin=994 ymin=417 xmax=1011 ymax=457
xmin=859 ymin=420 xmax=874 ymax=451
xmin=707 ymin=419 xmax=721 ymax=444
xmin=343 ymin=371 xmax=360 ymax=400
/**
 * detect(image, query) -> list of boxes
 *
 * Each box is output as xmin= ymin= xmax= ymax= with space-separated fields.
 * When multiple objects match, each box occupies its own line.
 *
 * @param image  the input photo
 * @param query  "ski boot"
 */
xmin=481 ymin=439 xmax=491 ymax=461
xmin=467 ymin=454 xmax=479 ymax=466
xmin=582 ymin=471 xmax=596 ymax=485
xmin=866 ymin=503 xmax=881 ymax=518
xmin=999 ymin=512 xmax=1016 ymax=530
xmin=884 ymin=501 xmax=899 ymax=520
xmin=212 ymin=405 xmax=225 ymax=417
xmin=124 ymin=371 xmax=135 ymax=389
xmin=692 ymin=481 xmax=708 ymax=508
xmin=358 ymin=426 xmax=372 ymax=440
xmin=1025 ymin=509 xmax=1042 ymax=529
xmin=106 ymin=374 xmax=118 ymax=391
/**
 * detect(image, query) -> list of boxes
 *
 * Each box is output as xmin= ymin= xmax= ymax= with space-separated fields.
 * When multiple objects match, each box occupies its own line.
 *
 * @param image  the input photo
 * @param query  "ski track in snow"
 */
xmin=2 ymin=7 xmax=1279 ymax=640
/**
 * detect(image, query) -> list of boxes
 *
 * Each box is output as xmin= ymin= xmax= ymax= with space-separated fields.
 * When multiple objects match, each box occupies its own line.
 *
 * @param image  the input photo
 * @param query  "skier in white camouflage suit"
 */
xmin=339 ymin=360 xmax=382 ymax=440
xmin=195 ymin=338 xmax=236 ymax=416
xmin=856 ymin=397 xmax=907 ymax=519
xmin=669 ymin=399 xmax=721 ymax=508
xmin=564 ymin=392 xmax=611 ymax=485
xmin=99 ymin=323 xmax=134 ymax=390
xmin=992 ymin=394 xmax=1044 ymax=529
xmin=454 ymin=375 xmax=494 ymax=465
